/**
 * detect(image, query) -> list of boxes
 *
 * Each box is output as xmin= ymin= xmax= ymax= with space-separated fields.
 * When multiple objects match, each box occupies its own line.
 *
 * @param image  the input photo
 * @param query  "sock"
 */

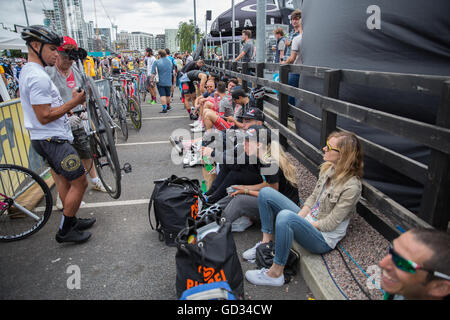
xmin=152 ymin=96 xmax=156 ymax=101
xmin=162 ymin=104 xmax=167 ymax=110
xmin=91 ymin=177 xmax=100 ymax=184
xmin=59 ymin=215 xmax=77 ymax=236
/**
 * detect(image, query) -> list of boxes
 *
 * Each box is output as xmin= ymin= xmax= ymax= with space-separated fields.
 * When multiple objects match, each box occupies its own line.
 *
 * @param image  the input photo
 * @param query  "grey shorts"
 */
xmin=72 ymin=128 xmax=91 ymax=160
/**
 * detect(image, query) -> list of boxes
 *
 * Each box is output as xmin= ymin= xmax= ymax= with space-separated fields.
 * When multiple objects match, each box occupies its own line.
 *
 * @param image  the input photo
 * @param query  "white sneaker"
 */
xmin=183 ymin=151 xmax=192 ymax=165
xmin=191 ymin=142 xmax=201 ymax=152
xmin=231 ymin=216 xmax=254 ymax=232
xmin=56 ymin=193 xmax=86 ymax=210
xmin=245 ymin=268 xmax=284 ymax=287
xmin=189 ymin=152 xmax=202 ymax=167
xmin=242 ymin=241 xmax=262 ymax=260
xmin=191 ymin=125 xmax=205 ymax=133
xmin=190 ymin=120 xmax=201 ymax=127
xmin=92 ymin=180 xmax=107 ymax=193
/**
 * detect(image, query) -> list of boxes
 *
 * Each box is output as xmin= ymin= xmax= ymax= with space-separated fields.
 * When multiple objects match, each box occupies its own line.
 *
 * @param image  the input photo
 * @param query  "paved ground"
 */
xmin=0 ymin=91 xmax=312 ymax=300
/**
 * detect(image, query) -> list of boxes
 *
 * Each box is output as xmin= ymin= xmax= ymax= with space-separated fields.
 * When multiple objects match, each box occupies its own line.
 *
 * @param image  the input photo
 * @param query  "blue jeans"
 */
xmin=288 ymin=73 xmax=300 ymax=106
xmin=258 ymin=187 xmax=332 ymax=266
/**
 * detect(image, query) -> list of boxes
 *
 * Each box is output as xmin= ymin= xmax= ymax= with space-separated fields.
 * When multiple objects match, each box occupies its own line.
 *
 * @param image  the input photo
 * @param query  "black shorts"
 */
xmin=32 ymin=139 xmax=85 ymax=181
xmin=112 ymin=69 xmax=120 ymax=75
xmin=181 ymin=82 xmax=196 ymax=96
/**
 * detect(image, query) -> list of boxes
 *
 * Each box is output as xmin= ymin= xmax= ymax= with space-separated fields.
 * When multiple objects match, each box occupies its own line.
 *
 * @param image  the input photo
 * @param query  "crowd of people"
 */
xmin=10 ymin=11 xmax=449 ymax=300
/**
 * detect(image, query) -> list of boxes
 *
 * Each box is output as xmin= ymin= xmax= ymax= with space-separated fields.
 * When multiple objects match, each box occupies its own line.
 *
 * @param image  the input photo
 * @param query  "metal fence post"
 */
xmin=320 ymin=70 xmax=341 ymax=147
xmin=278 ymin=64 xmax=290 ymax=148
xmin=256 ymin=62 xmax=265 ymax=110
xmin=242 ymin=62 xmax=249 ymax=92
xmin=419 ymin=80 xmax=450 ymax=230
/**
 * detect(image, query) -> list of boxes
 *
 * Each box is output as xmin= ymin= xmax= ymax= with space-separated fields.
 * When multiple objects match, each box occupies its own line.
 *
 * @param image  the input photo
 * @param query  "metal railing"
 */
xmin=0 ymin=98 xmax=48 ymax=175
xmin=205 ymin=59 xmax=450 ymax=239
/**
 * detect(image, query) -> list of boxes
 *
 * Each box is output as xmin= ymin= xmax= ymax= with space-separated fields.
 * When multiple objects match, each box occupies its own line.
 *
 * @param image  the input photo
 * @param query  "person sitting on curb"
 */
xmin=179 ymin=69 xmax=208 ymax=119
xmin=213 ymin=124 xmax=300 ymax=233
xmin=244 ymin=131 xmax=364 ymax=286
xmin=380 ymin=228 xmax=450 ymax=300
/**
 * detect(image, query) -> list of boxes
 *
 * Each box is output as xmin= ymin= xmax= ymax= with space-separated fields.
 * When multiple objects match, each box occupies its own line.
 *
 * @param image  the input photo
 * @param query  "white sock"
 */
xmin=91 ymin=177 xmax=100 ymax=184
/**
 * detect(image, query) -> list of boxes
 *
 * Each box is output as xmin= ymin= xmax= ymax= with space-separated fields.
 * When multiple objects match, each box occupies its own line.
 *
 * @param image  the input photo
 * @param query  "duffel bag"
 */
xmin=175 ymin=205 xmax=244 ymax=299
xmin=148 ymin=175 xmax=204 ymax=246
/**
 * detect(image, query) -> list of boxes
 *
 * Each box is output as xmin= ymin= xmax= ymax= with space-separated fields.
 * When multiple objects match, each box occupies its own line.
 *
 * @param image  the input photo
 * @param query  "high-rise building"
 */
xmin=164 ymin=29 xmax=179 ymax=53
xmin=96 ymin=28 xmax=112 ymax=51
xmin=130 ymin=32 xmax=154 ymax=53
xmin=155 ymin=34 xmax=166 ymax=51
xmin=52 ymin=0 xmax=88 ymax=49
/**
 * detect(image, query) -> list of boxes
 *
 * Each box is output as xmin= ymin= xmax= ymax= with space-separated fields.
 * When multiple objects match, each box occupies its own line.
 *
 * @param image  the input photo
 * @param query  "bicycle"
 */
xmin=102 ymin=77 xmax=129 ymax=142
xmin=138 ymin=68 xmax=148 ymax=104
xmin=120 ymin=73 xmax=142 ymax=130
xmin=70 ymin=48 xmax=126 ymax=199
xmin=0 ymin=164 xmax=53 ymax=242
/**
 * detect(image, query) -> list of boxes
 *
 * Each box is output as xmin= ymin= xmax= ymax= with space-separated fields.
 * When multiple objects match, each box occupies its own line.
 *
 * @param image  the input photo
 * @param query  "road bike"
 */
xmin=138 ymin=69 xmax=147 ymax=103
xmin=120 ymin=73 xmax=142 ymax=130
xmin=102 ymin=77 xmax=129 ymax=142
xmin=0 ymin=164 xmax=52 ymax=241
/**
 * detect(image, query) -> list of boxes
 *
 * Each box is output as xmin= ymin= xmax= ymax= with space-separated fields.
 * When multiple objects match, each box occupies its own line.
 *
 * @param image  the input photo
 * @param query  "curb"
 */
xmin=292 ymin=242 xmax=346 ymax=300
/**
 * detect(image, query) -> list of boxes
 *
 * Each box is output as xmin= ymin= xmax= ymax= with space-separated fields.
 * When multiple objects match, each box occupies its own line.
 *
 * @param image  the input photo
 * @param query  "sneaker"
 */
xmin=189 ymin=152 xmax=202 ymax=167
xmin=160 ymin=108 xmax=167 ymax=113
xmin=56 ymin=195 xmax=86 ymax=211
xmin=55 ymin=226 xmax=92 ymax=244
xmin=231 ymin=216 xmax=254 ymax=232
xmin=169 ymin=136 xmax=183 ymax=155
xmin=75 ymin=217 xmax=96 ymax=231
xmin=242 ymin=241 xmax=262 ymax=260
xmin=190 ymin=120 xmax=201 ymax=127
xmin=151 ymin=100 xmax=157 ymax=105
xmin=183 ymin=150 xmax=192 ymax=165
xmin=92 ymin=180 xmax=107 ymax=193
xmin=191 ymin=125 xmax=205 ymax=133
xmin=167 ymin=105 xmax=171 ymax=111
xmin=245 ymin=268 xmax=284 ymax=287
xmin=191 ymin=142 xmax=201 ymax=152
xmin=189 ymin=113 xmax=199 ymax=120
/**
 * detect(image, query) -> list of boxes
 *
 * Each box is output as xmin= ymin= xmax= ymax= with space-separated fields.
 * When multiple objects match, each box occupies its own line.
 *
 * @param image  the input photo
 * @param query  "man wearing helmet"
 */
xmin=19 ymin=25 xmax=94 ymax=244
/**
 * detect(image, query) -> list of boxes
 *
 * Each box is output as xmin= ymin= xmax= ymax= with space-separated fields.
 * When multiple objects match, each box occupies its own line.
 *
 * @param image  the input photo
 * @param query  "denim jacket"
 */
xmin=304 ymin=166 xmax=362 ymax=232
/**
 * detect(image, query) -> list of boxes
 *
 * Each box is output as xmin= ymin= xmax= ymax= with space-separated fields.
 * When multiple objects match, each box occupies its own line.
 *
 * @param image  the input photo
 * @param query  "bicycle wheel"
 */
xmin=0 ymin=164 xmax=53 ymax=242
xmin=87 ymin=78 xmax=122 ymax=199
xmin=112 ymin=90 xmax=128 ymax=141
xmin=128 ymin=97 xmax=142 ymax=130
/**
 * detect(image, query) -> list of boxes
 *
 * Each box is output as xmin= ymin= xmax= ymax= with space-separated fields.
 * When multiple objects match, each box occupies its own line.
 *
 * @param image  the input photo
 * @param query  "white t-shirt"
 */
xmin=145 ymin=56 xmax=156 ymax=76
xmin=291 ymin=33 xmax=303 ymax=65
xmin=19 ymin=62 xmax=73 ymax=142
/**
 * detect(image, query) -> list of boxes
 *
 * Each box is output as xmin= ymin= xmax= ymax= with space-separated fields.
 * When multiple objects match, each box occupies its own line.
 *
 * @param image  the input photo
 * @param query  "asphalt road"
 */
xmin=0 ymin=92 xmax=312 ymax=300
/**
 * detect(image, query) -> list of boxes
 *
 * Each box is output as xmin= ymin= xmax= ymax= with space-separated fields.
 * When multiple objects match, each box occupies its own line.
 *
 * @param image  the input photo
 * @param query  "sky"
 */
xmin=0 ymin=0 xmax=238 ymax=37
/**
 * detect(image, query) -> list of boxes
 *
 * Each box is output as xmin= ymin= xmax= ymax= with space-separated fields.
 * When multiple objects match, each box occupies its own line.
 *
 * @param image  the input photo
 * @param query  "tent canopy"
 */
xmin=210 ymin=0 xmax=286 ymax=37
xmin=0 ymin=29 xmax=28 ymax=52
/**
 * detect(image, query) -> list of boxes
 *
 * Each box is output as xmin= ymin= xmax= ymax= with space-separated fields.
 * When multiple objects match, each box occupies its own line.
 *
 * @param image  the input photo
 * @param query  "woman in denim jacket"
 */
xmin=245 ymin=131 xmax=364 ymax=286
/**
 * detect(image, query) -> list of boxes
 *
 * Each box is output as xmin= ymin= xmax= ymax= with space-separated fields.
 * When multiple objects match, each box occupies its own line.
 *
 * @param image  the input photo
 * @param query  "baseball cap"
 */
xmin=57 ymin=36 xmax=78 ymax=52
xmin=231 ymin=88 xmax=247 ymax=101
xmin=238 ymin=107 xmax=265 ymax=122
xmin=244 ymin=125 xmax=272 ymax=145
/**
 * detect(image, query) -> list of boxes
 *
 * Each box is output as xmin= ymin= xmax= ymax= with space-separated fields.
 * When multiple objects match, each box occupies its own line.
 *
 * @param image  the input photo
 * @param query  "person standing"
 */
xmin=19 ymin=25 xmax=94 ymax=244
xmin=234 ymin=30 xmax=254 ymax=63
xmin=273 ymin=28 xmax=286 ymax=63
xmin=152 ymin=50 xmax=173 ymax=113
xmin=145 ymin=48 xmax=158 ymax=105
xmin=281 ymin=9 xmax=303 ymax=107
xmin=46 ymin=36 xmax=108 ymax=211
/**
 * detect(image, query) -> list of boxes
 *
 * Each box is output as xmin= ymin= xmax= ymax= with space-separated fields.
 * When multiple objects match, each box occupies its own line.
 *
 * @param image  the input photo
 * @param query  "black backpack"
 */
xmin=175 ymin=206 xmax=244 ymax=299
xmin=255 ymin=241 xmax=300 ymax=284
xmin=148 ymin=175 xmax=204 ymax=247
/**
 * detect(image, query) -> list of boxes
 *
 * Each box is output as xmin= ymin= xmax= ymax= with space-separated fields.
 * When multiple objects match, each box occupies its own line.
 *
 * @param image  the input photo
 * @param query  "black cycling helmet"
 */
xmin=21 ymin=25 xmax=63 ymax=46
xmin=21 ymin=25 xmax=63 ymax=67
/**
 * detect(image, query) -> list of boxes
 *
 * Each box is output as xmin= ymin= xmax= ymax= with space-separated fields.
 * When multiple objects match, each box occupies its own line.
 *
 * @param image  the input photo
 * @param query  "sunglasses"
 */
xmin=325 ymin=140 xmax=340 ymax=153
xmin=389 ymin=244 xmax=450 ymax=280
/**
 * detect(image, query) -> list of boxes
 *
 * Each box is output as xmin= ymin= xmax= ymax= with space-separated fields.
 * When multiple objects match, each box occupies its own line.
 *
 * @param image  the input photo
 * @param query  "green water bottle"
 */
xmin=201 ymin=180 xmax=207 ymax=194
xmin=203 ymin=156 xmax=214 ymax=173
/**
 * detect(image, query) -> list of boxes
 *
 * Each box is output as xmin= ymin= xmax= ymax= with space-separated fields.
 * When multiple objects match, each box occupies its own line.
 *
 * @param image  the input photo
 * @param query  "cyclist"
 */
xmin=179 ymin=69 xmax=208 ymax=119
xmin=19 ymin=25 xmax=94 ymax=244
xmin=111 ymin=54 xmax=123 ymax=75
xmin=46 ymin=36 xmax=108 ymax=208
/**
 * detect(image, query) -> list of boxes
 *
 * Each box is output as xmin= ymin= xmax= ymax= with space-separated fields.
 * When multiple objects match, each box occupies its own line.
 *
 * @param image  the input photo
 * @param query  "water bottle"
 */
xmin=202 ymin=156 xmax=214 ymax=173
xmin=201 ymin=180 xmax=207 ymax=194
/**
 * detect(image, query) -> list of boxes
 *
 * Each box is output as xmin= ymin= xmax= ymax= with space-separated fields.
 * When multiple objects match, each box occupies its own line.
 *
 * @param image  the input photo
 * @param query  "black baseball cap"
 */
xmin=244 ymin=125 xmax=272 ymax=145
xmin=231 ymin=88 xmax=247 ymax=101
xmin=238 ymin=107 xmax=265 ymax=122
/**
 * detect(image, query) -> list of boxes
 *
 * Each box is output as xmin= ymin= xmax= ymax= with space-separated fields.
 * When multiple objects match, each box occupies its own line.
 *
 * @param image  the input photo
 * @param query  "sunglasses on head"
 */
xmin=325 ymin=140 xmax=340 ymax=153
xmin=389 ymin=244 xmax=450 ymax=280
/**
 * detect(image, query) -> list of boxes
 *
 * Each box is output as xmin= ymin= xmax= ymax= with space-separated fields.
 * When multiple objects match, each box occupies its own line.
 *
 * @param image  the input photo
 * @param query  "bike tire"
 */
xmin=0 ymin=164 xmax=53 ymax=242
xmin=128 ymin=97 xmax=142 ymax=130
xmin=87 ymin=78 xmax=122 ymax=199
xmin=112 ymin=89 xmax=128 ymax=142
